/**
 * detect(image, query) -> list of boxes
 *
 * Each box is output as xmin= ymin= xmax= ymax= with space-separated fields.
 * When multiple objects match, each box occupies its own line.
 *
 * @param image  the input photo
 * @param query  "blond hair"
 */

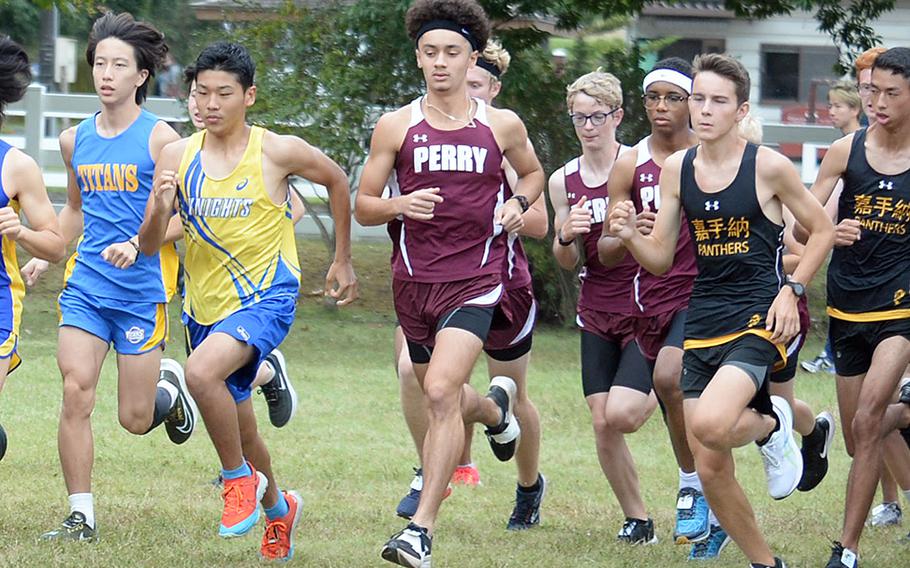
xmin=566 ymin=68 xmax=622 ymax=111
xmin=827 ymin=80 xmax=861 ymax=110
xmin=738 ymin=112 xmax=763 ymax=144
xmin=481 ymin=39 xmax=510 ymax=78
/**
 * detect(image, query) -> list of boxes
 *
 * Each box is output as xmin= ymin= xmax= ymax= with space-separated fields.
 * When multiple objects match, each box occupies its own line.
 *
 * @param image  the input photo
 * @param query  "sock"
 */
xmin=69 ymin=492 xmax=94 ymax=528
xmin=757 ymin=412 xmax=781 ymax=446
xmin=903 ymin=489 xmax=910 ymax=505
xmin=145 ymin=384 xmax=177 ymax=433
xmin=259 ymin=360 xmax=276 ymax=384
xmin=518 ymin=475 xmax=541 ymax=493
xmin=457 ymin=462 xmax=474 ymax=469
xmin=679 ymin=469 xmax=703 ymax=492
xmin=222 ymin=460 xmax=252 ymax=480
xmin=265 ymin=492 xmax=289 ymax=520
xmin=708 ymin=509 xmax=719 ymax=527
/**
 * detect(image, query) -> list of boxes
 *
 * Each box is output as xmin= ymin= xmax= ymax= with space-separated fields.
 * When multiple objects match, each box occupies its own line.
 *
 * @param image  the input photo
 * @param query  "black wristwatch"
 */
xmin=509 ymin=194 xmax=530 ymax=213
xmin=784 ymin=278 xmax=805 ymax=298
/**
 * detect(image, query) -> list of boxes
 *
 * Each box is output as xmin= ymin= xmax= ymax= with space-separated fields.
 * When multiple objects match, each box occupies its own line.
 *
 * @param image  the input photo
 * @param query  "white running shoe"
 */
xmin=758 ymin=395 xmax=803 ymax=500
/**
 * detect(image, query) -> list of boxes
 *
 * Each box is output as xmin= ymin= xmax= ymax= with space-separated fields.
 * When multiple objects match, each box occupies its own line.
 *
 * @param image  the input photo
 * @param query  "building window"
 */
xmin=760 ymin=45 xmax=839 ymax=103
xmin=657 ymin=38 xmax=725 ymax=65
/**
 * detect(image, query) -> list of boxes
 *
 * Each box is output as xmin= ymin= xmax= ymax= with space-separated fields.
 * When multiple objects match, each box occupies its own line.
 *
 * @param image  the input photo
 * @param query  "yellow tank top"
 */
xmin=176 ymin=126 xmax=300 ymax=324
xmin=2 ymin=199 xmax=24 ymax=335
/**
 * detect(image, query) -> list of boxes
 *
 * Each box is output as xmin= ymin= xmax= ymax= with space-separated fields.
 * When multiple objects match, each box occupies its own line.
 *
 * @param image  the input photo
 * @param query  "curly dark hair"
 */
xmin=86 ymin=12 xmax=168 ymax=105
xmin=0 ymin=36 xmax=30 ymax=126
xmin=405 ymin=0 xmax=491 ymax=50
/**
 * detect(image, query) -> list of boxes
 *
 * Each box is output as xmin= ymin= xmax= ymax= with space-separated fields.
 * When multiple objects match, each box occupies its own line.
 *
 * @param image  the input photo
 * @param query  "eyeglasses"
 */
xmin=569 ymin=108 xmax=620 ymax=127
xmin=857 ymin=83 xmax=873 ymax=94
xmin=642 ymin=93 xmax=689 ymax=109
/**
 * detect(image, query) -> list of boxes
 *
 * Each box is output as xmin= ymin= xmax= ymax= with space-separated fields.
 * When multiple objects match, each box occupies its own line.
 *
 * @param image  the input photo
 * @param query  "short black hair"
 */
xmin=0 ymin=36 xmax=30 ymax=127
xmin=193 ymin=42 xmax=255 ymax=91
xmin=85 ymin=12 xmax=168 ymax=105
xmin=183 ymin=64 xmax=196 ymax=87
xmin=872 ymin=47 xmax=910 ymax=82
xmin=652 ymin=57 xmax=693 ymax=78
xmin=405 ymin=0 xmax=491 ymax=50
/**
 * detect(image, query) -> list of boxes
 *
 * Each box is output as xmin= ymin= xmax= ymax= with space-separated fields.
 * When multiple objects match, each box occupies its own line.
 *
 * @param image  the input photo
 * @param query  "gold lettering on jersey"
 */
xmin=894 ymin=289 xmax=906 ymax=306
xmin=77 ymin=163 xmax=139 ymax=192
xmin=187 ymin=197 xmax=254 ymax=218
xmin=691 ymin=216 xmax=751 ymax=257
xmin=747 ymin=313 xmax=762 ymax=328
xmin=413 ymin=144 xmax=488 ymax=174
xmin=853 ymin=194 xmax=910 ymax=234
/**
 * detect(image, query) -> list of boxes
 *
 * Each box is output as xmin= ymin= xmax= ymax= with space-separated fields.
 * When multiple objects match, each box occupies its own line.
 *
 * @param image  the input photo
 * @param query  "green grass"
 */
xmin=0 ymin=239 xmax=905 ymax=567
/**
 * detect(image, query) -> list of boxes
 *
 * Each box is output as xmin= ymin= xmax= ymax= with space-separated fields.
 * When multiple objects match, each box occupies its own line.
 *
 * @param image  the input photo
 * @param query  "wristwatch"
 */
xmin=509 ymin=194 xmax=530 ymax=213
xmin=784 ymin=278 xmax=805 ymax=298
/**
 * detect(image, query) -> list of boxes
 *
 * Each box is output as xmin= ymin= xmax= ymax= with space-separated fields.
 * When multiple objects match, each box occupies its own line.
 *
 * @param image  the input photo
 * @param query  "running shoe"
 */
xmin=798 ymin=411 xmax=835 ymax=492
xmin=484 ymin=376 xmax=520 ymax=462
xmin=260 ymin=490 xmax=303 ymax=562
xmin=825 ymin=542 xmax=859 ymax=567
xmin=751 ymin=558 xmax=788 ymax=568
xmin=507 ymin=474 xmax=547 ymax=531
xmin=451 ymin=464 xmax=480 ymax=486
xmin=396 ymin=467 xmax=452 ymax=520
xmin=259 ymin=349 xmax=297 ymax=428
xmin=160 ymin=358 xmax=197 ymax=445
xmin=758 ymin=396 xmax=803 ymax=500
xmin=688 ymin=524 xmax=730 ymax=560
xmin=40 ymin=512 xmax=98 ymax=542
xmin=0 ymin=423 xmax=6 ymax=461
xmin=381 ymin=522 xmax=431 ymax=568
xmin=616 ymin=517 xmax=657 ymax=545
xmin=219 ymin=467 xmax=268 ymax=538
xmin=868 ymin=502 xmax=902 ymax=527
xmin=674 ymin=486 xmax=710 ymax=544
xmin=800 ymin=355 xmax=833 ymax=374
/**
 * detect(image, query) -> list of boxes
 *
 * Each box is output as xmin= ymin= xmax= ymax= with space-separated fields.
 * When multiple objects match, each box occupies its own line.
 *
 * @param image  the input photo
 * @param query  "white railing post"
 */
xmin=23 ymin=83 xmax=46 ymax=166
xmin=801 ymin=143 xmax=819 ymax=184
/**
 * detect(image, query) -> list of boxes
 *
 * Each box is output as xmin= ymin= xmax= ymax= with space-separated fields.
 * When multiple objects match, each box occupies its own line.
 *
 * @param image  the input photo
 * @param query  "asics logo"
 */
xmin=705 ymin=200 xmax=720 ymax=211
xmin=413 ymin=134 xmax=428 ymax=143
xmin=879 ymin=179 xmax=893 ymax=191
xmin=236 ymin=178 xmax=249 ymax=191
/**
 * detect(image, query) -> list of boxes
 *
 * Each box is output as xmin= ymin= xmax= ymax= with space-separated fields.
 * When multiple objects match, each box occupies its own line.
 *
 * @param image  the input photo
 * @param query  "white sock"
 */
xmin=458 ymin=462 xmax=475 ymax=469
xmin=259 ymin=360 xmax=276 ymax=384
xmin=69 ymin=493 xmax=94 ymax=528
xmin=708 ymin=509 xmax=719 ymax=527
xmin=679 ymin=469 xmax=703 ymax=492
xmin=903 ymin=489 xmax=910 ymax=506
xmin=157 ymin=379 xmax=178 ymax=408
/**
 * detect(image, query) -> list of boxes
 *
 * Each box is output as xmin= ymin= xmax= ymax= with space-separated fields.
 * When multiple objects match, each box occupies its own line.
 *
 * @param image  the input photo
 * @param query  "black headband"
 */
xmin=476 ymin=58 xmax=501 ymax=79
xmin=415 ymin=19 xmax=480 ymax=51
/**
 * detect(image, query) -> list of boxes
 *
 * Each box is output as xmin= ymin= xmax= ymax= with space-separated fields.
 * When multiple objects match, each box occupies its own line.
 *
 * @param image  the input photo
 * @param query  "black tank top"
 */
xmin=828 ymin=128 xmax=910 ymax=321
xmin=680 ymin=143 xmax=785 ymax=343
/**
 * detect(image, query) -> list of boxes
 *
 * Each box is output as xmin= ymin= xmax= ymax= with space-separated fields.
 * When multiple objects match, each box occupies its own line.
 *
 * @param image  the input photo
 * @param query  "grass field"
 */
xmin=0 ymin=239 xmax=906 ymax=567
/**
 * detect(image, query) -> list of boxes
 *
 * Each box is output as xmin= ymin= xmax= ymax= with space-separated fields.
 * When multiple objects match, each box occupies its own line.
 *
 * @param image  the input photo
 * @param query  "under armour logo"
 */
xmin=567 ymin=192 xmax=576 ymax=200
xmin=413 ymin=133 xmax=428 ymax=143
xmin=705 ymin=200 xmax=720 ymax=211
xmin=879 ymin=179 xmax=893 ymax=190
xmin=639 ymin=173 xmax=653 ymax=183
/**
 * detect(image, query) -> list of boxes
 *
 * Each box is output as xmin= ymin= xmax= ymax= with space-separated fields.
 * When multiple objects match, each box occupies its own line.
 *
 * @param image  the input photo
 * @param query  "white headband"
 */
xmin=642 ymin=69 xmax=692 ymax=94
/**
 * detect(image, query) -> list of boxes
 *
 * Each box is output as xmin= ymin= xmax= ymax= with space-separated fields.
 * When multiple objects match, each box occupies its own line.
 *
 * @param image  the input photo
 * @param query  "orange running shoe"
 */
xmin=260 ymin=490 xmax=303 ymax=562
xmin=451 ymin=464 xmax=481 ymax=486
xmin=219 ymin=465 xmax=268 ymax=538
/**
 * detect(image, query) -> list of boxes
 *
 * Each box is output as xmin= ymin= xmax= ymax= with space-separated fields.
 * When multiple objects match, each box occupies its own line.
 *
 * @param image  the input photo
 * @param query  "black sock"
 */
xmin=518 ymin=476 xmax=541 ymax=493
xmin=144 ymin=386 xmax=173 ymax=434
xmin=803 ymin=420 xmax=824 ymax=444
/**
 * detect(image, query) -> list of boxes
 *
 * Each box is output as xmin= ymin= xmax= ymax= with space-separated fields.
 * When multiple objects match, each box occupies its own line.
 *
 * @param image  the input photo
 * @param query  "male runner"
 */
xmin=394 ymin=38 xmax=547 ymax=531
xmin=610 ymin=53 xmax=834 ymax=568
xmin=141 ymin=41 xmax=357 ymax=561
xmin=355 ymin=1 xmax=544 ymax=565
xmin=39 ymin=12 xmax=196 ymax=542
xmin=802 ymin=47 xmax=910 ymax=568
xmin=551 ymin=69 xmax=658 ymax=544
xmin=0 ymin=36 xmax=66 ymax=461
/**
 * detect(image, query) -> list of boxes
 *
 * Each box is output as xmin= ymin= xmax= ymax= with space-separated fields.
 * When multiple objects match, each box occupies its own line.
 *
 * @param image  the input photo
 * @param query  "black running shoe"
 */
xmin=798 ymin=411 xmax=835 ymax=492
xmin=616 ymin=517 xmax=657 ymax=545
xmin=381 ymin=522 xmax=431 ymax=568
xmin=825 ymin=542 xmax=859 ymax=568
xmin=484 ymin=376 xmax=520 ymax=462
xmin=258 ymin=349 xmax=297 ymax=428
xmin=507 ymin=474 xmax=547 ymax=530
xmin=40 ymin=512 xmax=98 ymax=542
xmin=0 ymin=423 xmax=6 ymax=461
xmin=161 ymin=358 xmax=197 ymax=445
xmin=900 ymin=381 xmax=910 ymax=405
xmin=750 ymin=558 xmax=788 ymax=568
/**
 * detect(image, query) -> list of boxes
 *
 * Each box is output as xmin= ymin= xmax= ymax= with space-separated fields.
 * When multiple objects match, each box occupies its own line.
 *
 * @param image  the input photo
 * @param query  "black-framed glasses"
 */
xmin=569 ymin=107 xmax=620 ymax=127
xmin=642 ymin=93 xmax=689 ymax=109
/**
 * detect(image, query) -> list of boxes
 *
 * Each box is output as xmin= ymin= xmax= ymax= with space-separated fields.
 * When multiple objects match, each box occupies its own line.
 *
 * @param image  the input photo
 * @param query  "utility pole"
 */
xmin=38 ymin=6 xmax=58 ymax=92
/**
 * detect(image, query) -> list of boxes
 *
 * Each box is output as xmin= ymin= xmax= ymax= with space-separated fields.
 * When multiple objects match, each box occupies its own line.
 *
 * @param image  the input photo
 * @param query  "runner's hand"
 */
xmin=325 ymin=259 xmax=358 ymax=307
xmin=608 ymin=200 xmax=636 ymax=240
xmin=636 ymin=204 xmax=656 ymax=236
xmin=399 ymin=187 xmax=443 ymax=221
xmin=21 ymin=257 xmax=50 ymax=286
xmin=834 ymin=218 xmax=861 ymax=247
xmin=101 ymin=240 xmax=138 ymax=269
xmin=766 ymin=287 xmax=799 ymax=344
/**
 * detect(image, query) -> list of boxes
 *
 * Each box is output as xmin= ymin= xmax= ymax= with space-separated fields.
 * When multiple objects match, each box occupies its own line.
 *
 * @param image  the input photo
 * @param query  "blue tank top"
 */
xmin=67 ymin=109 xmax=166 ymax=302
xmin=0 ymin=140 xmax=24 ymax=334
